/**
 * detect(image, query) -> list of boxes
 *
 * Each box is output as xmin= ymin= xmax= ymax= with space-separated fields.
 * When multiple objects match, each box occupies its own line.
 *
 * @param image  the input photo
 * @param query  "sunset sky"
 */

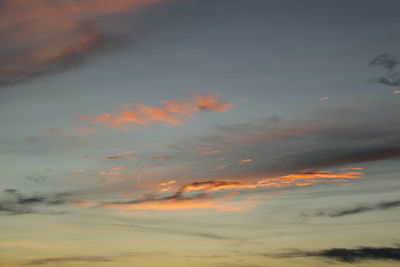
xmin=1 ymin=1 xmax=400 ymax=266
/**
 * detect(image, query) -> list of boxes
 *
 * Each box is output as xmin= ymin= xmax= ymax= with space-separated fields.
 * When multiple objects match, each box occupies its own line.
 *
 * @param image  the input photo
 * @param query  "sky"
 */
xmin=1 ymin=0 xmax=400 ymax=266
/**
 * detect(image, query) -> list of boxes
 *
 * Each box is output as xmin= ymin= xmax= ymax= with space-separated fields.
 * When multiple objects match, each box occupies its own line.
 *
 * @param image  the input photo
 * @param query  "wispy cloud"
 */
xmin=81 ymin=92 xmax=232 ymax=129
xmin=315 ymin=199 xmax=400 ymax=217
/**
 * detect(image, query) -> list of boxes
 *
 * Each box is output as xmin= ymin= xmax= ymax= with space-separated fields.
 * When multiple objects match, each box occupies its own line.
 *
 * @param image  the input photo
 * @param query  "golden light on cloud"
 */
xmin=160 ymin=180 xmax=177 ymax=186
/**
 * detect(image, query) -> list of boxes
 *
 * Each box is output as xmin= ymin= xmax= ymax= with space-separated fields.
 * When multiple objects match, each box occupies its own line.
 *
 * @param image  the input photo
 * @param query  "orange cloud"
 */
xmin=81 ymin=92 xmax=232 ymax=129
xmin=101 ymin=198 xmax=239 ymax=211
xmin=393 ymin=90 xmax=400 ymax=94
xmin=160 ymin=180 xmax=177 ymax=186
xmin=280 ymin=171 xmax=363 ymax=180
xmin=237 ymin=158 xmax=252 ymax=164
xmin=320 ymin=97 xmax=329 ymax=101
xmin=77 ymin=169 xmax=363 ymax=212
xmin=181 ymin=170 xmax=364 ymax=194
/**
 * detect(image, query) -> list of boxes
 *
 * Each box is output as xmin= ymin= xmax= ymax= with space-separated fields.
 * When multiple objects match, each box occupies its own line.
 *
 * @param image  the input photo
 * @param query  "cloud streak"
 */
xmin=273 ymin=246 xmax=400 ymax=263
xmin=28 ymin=256 xmax=112 ymax=265
xmin=316 ymin=199 xmax=400 ymax=217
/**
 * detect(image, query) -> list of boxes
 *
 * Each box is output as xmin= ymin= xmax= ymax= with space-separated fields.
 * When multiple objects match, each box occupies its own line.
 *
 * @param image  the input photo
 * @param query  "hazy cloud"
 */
xmin=0 ymin=189 xmax=68 ymax=215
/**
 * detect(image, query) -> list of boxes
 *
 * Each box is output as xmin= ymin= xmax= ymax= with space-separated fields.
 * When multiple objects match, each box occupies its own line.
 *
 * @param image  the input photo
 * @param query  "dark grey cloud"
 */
xmin=27 ymin=256 xmax=112 ymax=265
xmin=315 ymin=199 xmax=400 ymax=217
xmin=177 ymin=103 xmax=400 ymax=179
xmin=370 ymin=53 xmax=400 ymax=87
xmin=272 ymin=246 xmax=400 ymax=263
xmin=0 ymin=189 xmax=69 ymax=215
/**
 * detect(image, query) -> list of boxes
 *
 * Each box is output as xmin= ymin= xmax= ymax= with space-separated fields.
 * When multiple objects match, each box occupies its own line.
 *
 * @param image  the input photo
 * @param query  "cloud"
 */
xmin=370 ymin=53 xmax=400 ymax=87
xmin=0 ymin=189 xmax=68 ymax=215
xmin=98 ymin=192 xmax=242 ymax=211
xmin=81 ymin=169 xmax=362 ymax=211
xmin=81 ymin=92 xmax=232 ymax=129
xmin=237 ymin=158 xmax=252 ymax=164
xmin=120 ymin=150 xmax=140 ymax=155
xmin=185 ymin=103 xmax=400 ymax=178
xmin=103 ymin=156 xmax=137 ymax=160
xmin=370 ymin=53 xmax=400 ymax=71
xmin=110 ymin=166 xmax=126 ymax=170
xmin=210 ymin=165 xmax=228 ymax=171
xmin=315 ymin=199 xmax=400 ymax=217
xmin=0 ymin=0 xmax=168 ymax=87
xmin=179 ymin=170 xmax=362 ymax=194
xmin=159 ymin=180 xmax=177 ymax=186
xmin=273 ymin=246 xmax=400 ymax=263
xmin=27 ymin=256 xmax=112 ymax=265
